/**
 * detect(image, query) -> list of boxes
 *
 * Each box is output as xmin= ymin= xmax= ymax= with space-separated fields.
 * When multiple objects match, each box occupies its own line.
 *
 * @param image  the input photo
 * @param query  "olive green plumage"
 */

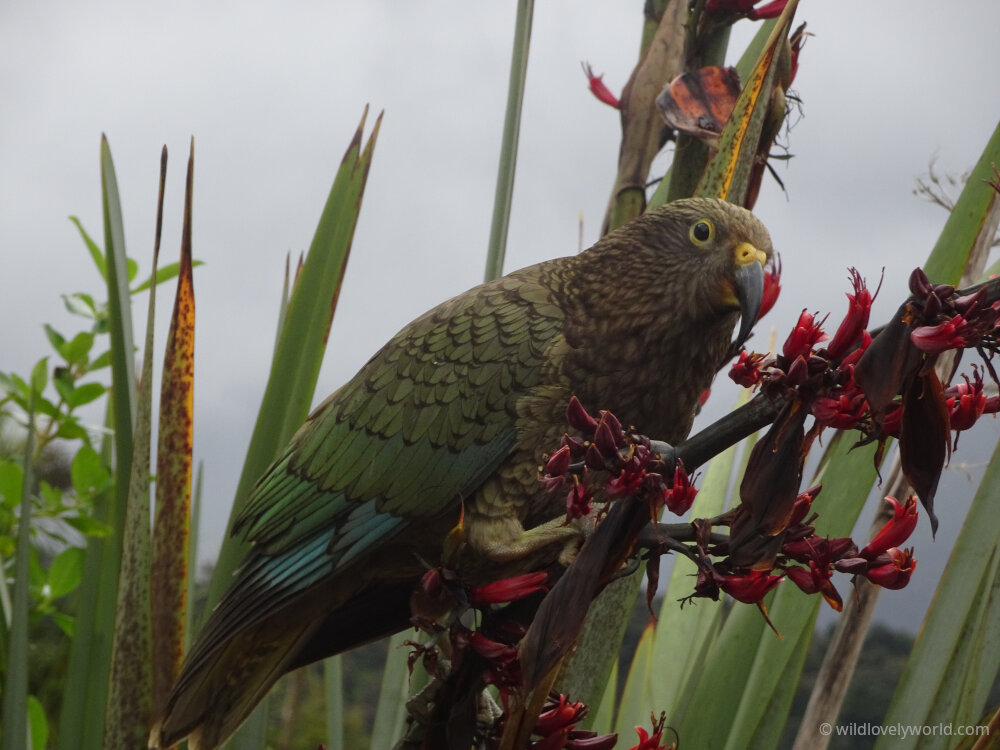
xmin=151 ymin=197 xmax=773 ymax=749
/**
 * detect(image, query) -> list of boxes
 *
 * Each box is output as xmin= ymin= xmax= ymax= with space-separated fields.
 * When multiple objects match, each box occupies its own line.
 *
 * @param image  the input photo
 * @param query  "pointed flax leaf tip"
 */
xmin=205 ymin=107 xmax=380 ymax=613
xmin=151 ymin=140 xmax=196 ymax=711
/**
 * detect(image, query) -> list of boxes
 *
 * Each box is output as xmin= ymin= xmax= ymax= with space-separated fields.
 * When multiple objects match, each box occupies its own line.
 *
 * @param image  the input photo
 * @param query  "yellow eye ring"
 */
xmin=690 ymin=219 xmax=715 ymax=246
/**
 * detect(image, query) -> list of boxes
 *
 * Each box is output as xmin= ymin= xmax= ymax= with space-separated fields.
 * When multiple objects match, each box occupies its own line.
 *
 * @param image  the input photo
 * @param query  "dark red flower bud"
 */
xmin=909 ymin=268 xmax=933 ymax=297
xmin=581 ymin=62 xmax=620 ymax=109
xmin=864 ymin=547 xmax=916 ymax=590
xmin=584 ymin=443 xmax=606 ymax=471
xmin=833 ymin=556 xmax=869 ymax=575
xmin=826 ymin=268 xmax=875 ymax=360
xmin=470 ymin=571 xmax=549 ymax=606
xmin=560 ymin=434 xmax=587 ymax=455
xmin=593 ymin=422 xmax=619 ymax=459
xmin=827 ymin=536 xmax=859 ymax=561
xmin=566 ymin=395 xmax=598 ymax=434
xmin=953 ymin=287 xmax=988 ymax=315
xmin=544 ymin=445 xmax=572 ymax=477
xmin=783 ymin=310 xmax=827 ymax=360
xmin=860 ymin=496 xmax=918 ymax=559
xmin=788 ymin=485 xmax=821 ymax=526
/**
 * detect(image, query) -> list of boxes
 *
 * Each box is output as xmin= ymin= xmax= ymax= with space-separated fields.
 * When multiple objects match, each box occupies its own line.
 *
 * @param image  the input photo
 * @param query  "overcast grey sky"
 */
xmin=2 ymin=1 xmax=999 ymax=631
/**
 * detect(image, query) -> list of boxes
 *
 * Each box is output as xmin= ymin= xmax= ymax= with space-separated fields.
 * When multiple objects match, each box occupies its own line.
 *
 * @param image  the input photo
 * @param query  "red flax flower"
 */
xmin=785 ymin=561 xmax=842 ymax=611
xmin=910 ymin=314 xmax=977 ymax=354
xmin=864 ymin=547 xmax=917 ymax=590
xmin=826 ymin=268 xmax=877 ymax=359
xmin=811 ymin=388 xmax=867 ymax=430
xmin=782 ymin=310 xmax=827 ymax=360
xmin=581 ymin=62 xmax=620 ymax=109
xmin=704 ymin=0 xmax=789 ymax=20
xmin=859 ymin=496 xmax=918 ymax=559
xmin=663 ymin=462 xmax=697 ymax=515
xmin=729 ymin=349 xmax=767 ymax=388
xmin=469 ymin=572 xmax=549 ymax=606
xmin=531 ymin=693 xmax=618 ymax=750
xmin=715 ymin=568 xmax=784 ymax=604
xmin=946 ymin=369 xmax=988 ymax=439
xmin=629 ymin=712 xmax=673 ymax=750
xmin=760 ymin=255 xmax=782 ymax=318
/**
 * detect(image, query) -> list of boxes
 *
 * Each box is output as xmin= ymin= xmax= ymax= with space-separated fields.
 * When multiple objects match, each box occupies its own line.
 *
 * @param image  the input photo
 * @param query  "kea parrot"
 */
xmin=151 ymin=197 xmax=772 ymax=749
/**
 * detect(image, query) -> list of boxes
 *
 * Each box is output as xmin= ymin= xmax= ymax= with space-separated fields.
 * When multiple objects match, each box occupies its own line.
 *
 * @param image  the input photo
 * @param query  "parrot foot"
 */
xmin=482 ymin=516 xmax=589 ymax=566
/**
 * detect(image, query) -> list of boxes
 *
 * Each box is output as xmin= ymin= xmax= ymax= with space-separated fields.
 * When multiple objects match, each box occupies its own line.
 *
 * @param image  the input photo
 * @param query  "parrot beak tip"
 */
xmin=734 ymin=260 xmax=765 ymax=349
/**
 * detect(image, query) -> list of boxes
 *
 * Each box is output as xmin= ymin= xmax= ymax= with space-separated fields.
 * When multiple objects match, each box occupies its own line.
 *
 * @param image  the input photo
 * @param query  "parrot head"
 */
xmin=646 ymin=197 xmax=773 ymax=350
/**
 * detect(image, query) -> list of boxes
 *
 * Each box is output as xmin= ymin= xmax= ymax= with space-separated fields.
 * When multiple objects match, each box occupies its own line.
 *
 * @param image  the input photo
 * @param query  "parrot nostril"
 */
xmin=734 ymin=241 xmax=766 ymax=267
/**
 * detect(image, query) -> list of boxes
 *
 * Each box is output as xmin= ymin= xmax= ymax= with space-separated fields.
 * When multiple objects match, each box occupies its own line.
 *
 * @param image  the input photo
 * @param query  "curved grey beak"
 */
xmin=734 ymin=259 xmax=765 ymax=349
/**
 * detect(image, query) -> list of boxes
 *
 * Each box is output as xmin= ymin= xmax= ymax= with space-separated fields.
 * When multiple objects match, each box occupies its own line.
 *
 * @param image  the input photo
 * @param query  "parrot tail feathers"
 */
xmin=150 ymin=616 xmax=319 ymax=750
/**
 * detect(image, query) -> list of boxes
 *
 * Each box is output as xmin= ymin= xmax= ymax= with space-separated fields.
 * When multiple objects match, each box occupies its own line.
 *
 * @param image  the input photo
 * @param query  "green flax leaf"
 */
xmin=103 ymin=144 xmax=166 ymax=750
xmin=58 ymin=137 xmax=137 ymax=750
xmin=484 ymin=0 xmax=533 ymax=281
xmin=2 ymin=366 xmax=38 ymax=750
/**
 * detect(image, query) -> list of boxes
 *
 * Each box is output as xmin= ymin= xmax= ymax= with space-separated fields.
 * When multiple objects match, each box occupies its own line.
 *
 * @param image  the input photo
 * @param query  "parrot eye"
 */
xmin=690 ymin=220 xmax=715 ymax=246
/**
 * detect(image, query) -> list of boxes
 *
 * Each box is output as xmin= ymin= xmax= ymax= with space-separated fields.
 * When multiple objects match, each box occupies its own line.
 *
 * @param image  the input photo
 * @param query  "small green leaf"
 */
xmin=53 ymin=370 xmax=75 ymax=405
xmin=27 ymin=695 xmax=49 ymax=750
xmin=38 ymin=480 xmax=63 ymax=510
xmin=29 ymin=358 xmax=48 ymax=397
xmin=47 ymin=546 xmax=85 ymax=599
xmin=63 ymin=332 xmax=95 ymax=367
xmin=61 ymin=292 xmax=97 ymax=319
xmin=89 ymin=350 xmax=112 ymax=371
xmin=7 ymin=373 xmax=30 ymax=400
xmin=71 ymin=445 xmax=110 ymax=496
xmin=67 ymin=382 xmax=106 ymax=409
xmin=0 ymin=460 xmax=24 ymax=509
xmin=64 ymin=514 xmax=110 ymax=538
xmin=69 ymin=216 xmax=106 ymax=279
xmin=35 ymin=397 xmax=61 ymax=419
xmin=50 ymin=611 xmax=75 ymax=638
xmin=125 ymin=256 xmax=138 ymax=282
xmin=44 ymin=325 xmax=67 ymax=356
xmin=55 ymin=419 xmax=90 ymax=442
xmin=130 ymin=259 xmax=205 ymax=294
